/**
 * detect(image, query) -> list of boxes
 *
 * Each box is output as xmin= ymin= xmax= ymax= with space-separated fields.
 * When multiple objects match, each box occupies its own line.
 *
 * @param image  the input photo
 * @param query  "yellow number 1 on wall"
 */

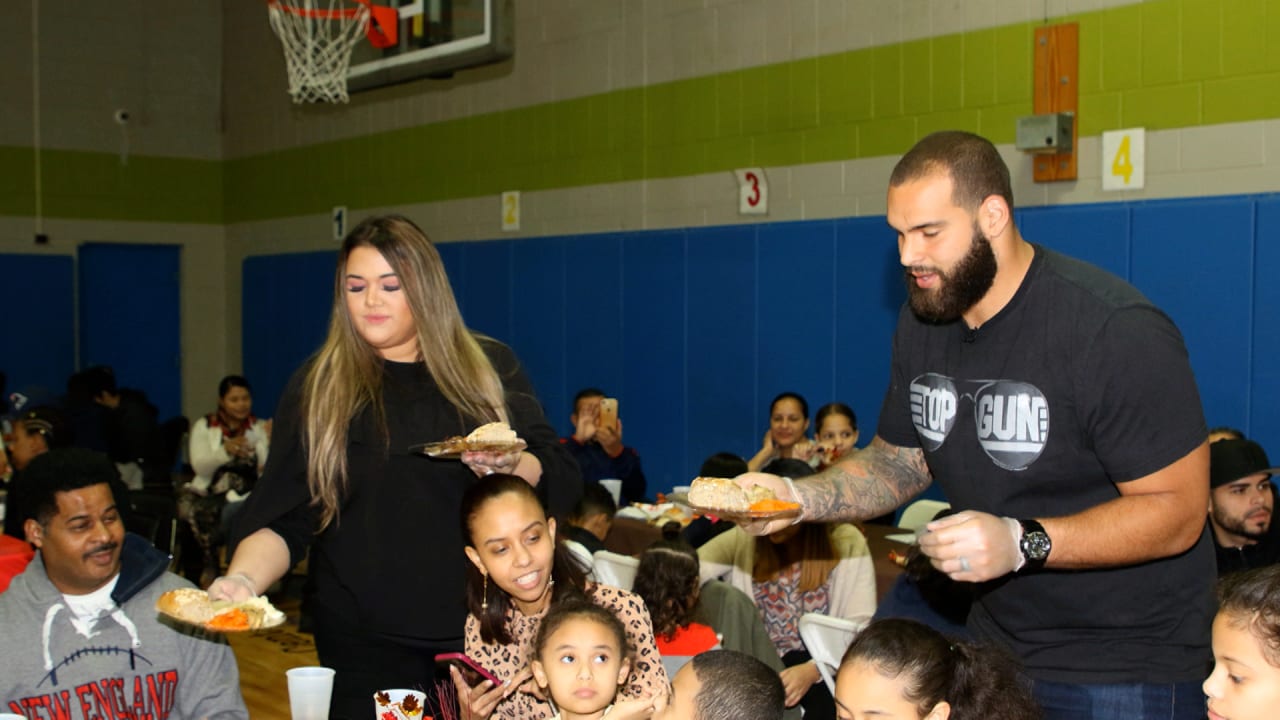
xmin=1101 ymin=129 xmax=1145 ymax=191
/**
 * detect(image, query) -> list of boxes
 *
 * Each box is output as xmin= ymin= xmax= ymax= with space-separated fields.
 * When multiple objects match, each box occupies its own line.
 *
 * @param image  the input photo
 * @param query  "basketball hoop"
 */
xmin=266 ymin=0 xmax=399 ymax=104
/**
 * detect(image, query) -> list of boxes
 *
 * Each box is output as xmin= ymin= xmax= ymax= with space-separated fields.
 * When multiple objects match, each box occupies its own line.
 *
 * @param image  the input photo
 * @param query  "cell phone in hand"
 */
xmin=597 ymin=397 xmax=618 ymax=431
xmin=435 ymin=652 xmax=501 ymax=687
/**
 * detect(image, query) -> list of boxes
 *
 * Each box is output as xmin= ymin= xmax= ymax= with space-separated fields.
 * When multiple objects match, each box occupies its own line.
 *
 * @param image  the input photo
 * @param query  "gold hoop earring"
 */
xmin=481 ymin=574 xmax=488 ymax=611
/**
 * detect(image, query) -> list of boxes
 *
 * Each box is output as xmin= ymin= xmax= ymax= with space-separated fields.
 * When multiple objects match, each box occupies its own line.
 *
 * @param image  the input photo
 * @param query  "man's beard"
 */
xmin=1212 ymin=505 xmax=1272 ymax=543
xmin=904 ymin=224 xmax=998 ymax=323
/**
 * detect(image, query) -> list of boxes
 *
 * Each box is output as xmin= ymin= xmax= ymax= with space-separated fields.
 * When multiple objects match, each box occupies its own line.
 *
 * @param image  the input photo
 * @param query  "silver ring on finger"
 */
xmin=959 ymin=556 xmax=971 ymax=573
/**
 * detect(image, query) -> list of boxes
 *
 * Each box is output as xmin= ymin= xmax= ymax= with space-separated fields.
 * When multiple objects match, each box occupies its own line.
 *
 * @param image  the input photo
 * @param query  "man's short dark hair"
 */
xmin=759 ymin=457 xmax=816 ymax=480
xmin=18 ymin=448 xmax=122 ymax=526
xmin=698 ymin=452 xmax=747 ymax=478
xmin=572 ymin=387 xmax=606 ymax=413
xmin=570 ymin=482 xmax=617 ymax=523
xmin=78 ymin=363 xmax=119 ymax=397
xmin=690 ymin=650 xmax=784 ymax=720
xmin=890 ymin=131 xmax=1014 ymax=212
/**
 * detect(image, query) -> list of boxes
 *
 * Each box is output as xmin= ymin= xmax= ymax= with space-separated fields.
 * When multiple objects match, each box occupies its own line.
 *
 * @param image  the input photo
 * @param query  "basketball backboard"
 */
xmin=347 ymin=0 xmax=512 ymax=92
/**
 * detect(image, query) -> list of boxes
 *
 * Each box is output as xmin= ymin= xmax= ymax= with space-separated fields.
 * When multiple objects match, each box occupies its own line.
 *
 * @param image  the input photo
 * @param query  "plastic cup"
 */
xmin=599 ymin=478 xmax=622 ymax=505
xmin=374 ymin=688 xmax=428 ymax=719
xmin=286 ymin=666 xmax=335 ymax=720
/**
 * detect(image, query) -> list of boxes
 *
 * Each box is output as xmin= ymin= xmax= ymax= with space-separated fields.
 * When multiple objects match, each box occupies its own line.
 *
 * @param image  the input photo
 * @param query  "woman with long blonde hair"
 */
xmin=210 ymin=215 xmax=581 ymax=718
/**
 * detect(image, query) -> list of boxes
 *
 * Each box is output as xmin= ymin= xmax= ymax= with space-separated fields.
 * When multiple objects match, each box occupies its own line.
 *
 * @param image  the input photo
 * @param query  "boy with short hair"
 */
xmin=654 ymin=649 xmax=784 ymax=720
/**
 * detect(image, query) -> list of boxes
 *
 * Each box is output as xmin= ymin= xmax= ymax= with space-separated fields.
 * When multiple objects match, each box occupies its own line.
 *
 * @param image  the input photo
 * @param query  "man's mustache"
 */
xmin=83 ymin=542 xmax=118 ymax=559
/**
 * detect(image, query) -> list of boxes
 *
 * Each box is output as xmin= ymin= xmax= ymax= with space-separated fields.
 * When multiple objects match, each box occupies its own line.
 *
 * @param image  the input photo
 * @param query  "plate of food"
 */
xmin=411 ymin=422 xmax=528 ymax=459
xmin=156 ymin=588 xmax=287 ymax=633
xmin=685 ymin=476 xmax=802 ymax=522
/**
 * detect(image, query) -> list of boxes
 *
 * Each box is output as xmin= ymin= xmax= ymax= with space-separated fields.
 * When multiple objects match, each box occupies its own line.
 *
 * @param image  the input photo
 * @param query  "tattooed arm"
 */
xmin=734 ymin=435 xmax=932 ymax=534
xmin=795 ymin=435 xmax=932 ymax=522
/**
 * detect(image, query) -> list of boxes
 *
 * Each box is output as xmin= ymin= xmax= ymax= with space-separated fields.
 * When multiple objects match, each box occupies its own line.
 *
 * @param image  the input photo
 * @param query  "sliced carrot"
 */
xmin=207 ymin=608 xmax=250 ymax=631
xmin=748 ymin=498 xmax=800 ymax=513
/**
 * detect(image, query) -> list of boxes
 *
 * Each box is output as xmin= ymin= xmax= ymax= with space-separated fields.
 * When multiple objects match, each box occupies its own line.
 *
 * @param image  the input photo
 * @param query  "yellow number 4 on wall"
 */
xmin=1102 ymin=129 xmax=1145 ymax=191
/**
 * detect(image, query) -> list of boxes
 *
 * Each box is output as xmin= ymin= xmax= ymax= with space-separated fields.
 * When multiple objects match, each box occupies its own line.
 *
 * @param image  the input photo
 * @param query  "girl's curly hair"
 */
xmin=632 ymin=536 xmax=701 ymax=641
xmin=1218 ymin=565 xmax=1280 ymax=666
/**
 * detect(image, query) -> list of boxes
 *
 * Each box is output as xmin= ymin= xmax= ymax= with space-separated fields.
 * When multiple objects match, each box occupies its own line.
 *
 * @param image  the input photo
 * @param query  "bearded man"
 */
xmin=737 ymin=131 xmax=1212 ymax=720
xmin=1209 ymin=437 xmax=1280 ymax=575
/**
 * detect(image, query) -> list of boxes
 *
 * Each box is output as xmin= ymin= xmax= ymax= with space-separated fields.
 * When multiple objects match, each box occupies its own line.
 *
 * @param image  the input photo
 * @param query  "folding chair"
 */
xmin=591 ymin=550 xmax=639 ymax=590
xmin=799 ymin=613 xmax=865 ymax=695
xmin=885 ymin=499 xmax=953 ymax=543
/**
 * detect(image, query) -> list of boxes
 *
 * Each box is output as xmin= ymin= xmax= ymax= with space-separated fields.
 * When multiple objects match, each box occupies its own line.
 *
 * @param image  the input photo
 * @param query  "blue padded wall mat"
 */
xmin=0 ymin=254 xmax=74 ymax=407
xmin=240 ymin=192 xmax=1280 ymax=502
xmin=242 ymin=251 xmax=335 ymax=419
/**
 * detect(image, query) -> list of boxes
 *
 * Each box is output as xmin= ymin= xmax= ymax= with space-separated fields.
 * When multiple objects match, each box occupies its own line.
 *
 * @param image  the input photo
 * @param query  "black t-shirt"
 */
xmin=230 ymin=339 xmax=581 ymax=643
xmin=878 ymin=245 xmax=1213 ymax=684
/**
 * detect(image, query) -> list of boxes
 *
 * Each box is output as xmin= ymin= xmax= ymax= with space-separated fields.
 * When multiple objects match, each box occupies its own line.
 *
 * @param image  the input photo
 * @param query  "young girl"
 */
xmin=813 ymin=402 xmax=858 ymax=468
xmin=1204 ymin=565 xmax=1280 ymax=720
xmin=835 ymin=618 xmax=1040 ymax=720
xmin=456 ymin=474 xmax=666 ymax=720
xmin=748 ymin=392 xmax=816 ymax=471
xmin=531 ymin=599 xmax=633 ymax=720
xmin=632 ymin=535 xmax=719 ymax=676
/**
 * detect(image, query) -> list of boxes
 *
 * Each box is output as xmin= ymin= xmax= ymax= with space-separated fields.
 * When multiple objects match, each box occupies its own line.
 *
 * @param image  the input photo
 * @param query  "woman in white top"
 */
xmin=179 ymin=375 xmax=270 ymax=585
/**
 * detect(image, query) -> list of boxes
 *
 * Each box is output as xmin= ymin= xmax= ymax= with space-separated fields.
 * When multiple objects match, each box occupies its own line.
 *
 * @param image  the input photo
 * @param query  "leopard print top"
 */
xmin=465 ymin=584 xmax=668 ymax=720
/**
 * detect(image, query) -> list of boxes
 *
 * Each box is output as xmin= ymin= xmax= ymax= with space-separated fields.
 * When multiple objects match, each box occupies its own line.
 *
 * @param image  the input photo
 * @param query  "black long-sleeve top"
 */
xmin=230 ymin=339 xmax=581 ymax=642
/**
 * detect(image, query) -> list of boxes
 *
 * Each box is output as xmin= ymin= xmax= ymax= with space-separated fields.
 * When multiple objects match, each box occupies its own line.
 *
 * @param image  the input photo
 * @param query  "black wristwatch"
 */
xmin=1018 ymin=518 xmax=1051 ymax=572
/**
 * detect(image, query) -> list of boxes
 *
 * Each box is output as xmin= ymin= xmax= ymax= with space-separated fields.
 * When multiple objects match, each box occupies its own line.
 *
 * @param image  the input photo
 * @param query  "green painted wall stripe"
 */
xmin=3 ymin=0 xmax=1278 ymax=224
xmin=0 ymin=146 xmax=222 ymax=223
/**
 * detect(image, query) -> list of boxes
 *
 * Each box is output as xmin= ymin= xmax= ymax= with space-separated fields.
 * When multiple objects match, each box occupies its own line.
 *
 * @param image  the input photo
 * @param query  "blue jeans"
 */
xmin=1033 ymin=679 xmax=1205 ymax=720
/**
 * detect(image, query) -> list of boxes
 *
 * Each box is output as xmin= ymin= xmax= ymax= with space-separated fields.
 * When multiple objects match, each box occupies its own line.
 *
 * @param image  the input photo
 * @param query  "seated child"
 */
xmin=566 ymin=483 xmax=618 ymax=556
xmin=1204 ymin=564 xmax=1280 ymax=720
xmin=834 ymin=618 xmax=1040 ymax=720
xmin=633 ymin=531 xmax=720 ymax=676
xmin=531 ymin=599 xmax=647 ymax=720
xmin=654 ymin=649 xmax=785 ymax=720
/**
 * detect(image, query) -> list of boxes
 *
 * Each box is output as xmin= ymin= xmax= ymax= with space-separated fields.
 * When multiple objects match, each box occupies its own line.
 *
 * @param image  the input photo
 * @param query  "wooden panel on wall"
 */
xmin=1131 ymin=196 xmax=1254 ymax=430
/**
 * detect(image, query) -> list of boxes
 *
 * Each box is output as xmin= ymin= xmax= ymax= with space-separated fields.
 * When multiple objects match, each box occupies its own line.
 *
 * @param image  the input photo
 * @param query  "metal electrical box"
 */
xmin=1016 ymin=113 xmax=1074 ymax=154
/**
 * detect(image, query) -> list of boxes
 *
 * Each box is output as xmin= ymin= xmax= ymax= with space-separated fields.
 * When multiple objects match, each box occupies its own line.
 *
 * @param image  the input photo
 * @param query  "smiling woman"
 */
xmin=211 ymin=215 xmax=581 ymax=718
xmin=457 ymin=474 xmax=666 ymax=720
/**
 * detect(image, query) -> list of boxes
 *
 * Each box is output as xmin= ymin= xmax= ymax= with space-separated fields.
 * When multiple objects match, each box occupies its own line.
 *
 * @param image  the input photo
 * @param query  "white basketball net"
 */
xmin=267 ymin=0 xmax=371 ymax=104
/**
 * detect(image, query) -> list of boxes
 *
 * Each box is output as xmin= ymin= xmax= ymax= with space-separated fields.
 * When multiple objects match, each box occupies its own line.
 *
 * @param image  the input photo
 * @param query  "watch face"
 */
xmin=1023 ymin=531 xmax=1051 ymax=560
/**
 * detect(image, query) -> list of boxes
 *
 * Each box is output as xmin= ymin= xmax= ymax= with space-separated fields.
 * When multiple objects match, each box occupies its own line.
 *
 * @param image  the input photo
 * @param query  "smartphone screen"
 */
xmin=435 ymin=652 xmax=500 ymax=687
xmin=597 ymin=398 xmax=618 ymax=431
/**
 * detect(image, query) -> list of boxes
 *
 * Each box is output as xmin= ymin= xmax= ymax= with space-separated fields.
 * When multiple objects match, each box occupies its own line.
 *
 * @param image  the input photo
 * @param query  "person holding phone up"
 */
xmin=561 ymin=388 xmax=647 ymax=504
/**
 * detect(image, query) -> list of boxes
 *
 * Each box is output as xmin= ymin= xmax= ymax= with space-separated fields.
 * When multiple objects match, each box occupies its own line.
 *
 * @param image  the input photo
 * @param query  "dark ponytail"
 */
xmin=839 ymin=619 xmax=1040 ymax=720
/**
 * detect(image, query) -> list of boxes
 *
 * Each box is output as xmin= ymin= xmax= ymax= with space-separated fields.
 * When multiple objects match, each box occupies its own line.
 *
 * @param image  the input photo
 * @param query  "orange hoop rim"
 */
xmin=266 ymin=0 xmax=372 ymax=20
xmin=266 ymin=0 xmax=398 ymax=49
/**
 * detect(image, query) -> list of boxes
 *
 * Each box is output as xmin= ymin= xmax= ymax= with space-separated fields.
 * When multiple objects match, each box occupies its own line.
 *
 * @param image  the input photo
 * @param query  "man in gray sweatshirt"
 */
xmin=0 ymin=447 xmax=248 ymax=719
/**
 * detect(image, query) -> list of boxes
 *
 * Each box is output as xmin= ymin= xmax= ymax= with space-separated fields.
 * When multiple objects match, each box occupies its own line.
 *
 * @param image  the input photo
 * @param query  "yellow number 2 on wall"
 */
xmin=501 ymin=191 xmax=521 ymax=231
xmin=1101 ymin=129 xmax=1145 ymax=191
